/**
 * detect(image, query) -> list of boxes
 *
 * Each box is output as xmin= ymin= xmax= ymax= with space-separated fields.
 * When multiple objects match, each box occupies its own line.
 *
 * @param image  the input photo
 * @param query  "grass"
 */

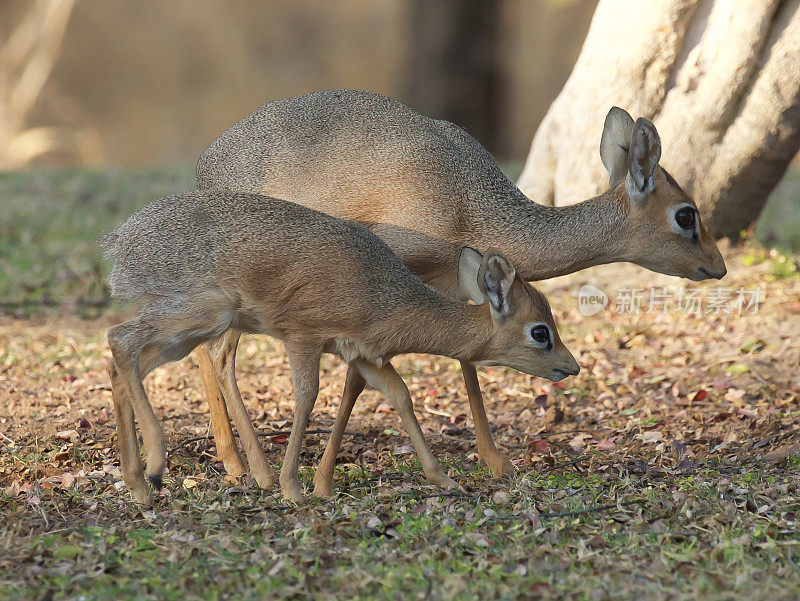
xmin=0 ymin=167 xmax=195 ymax=310
xmin=2 ymin=450 xmax=799 ymax=601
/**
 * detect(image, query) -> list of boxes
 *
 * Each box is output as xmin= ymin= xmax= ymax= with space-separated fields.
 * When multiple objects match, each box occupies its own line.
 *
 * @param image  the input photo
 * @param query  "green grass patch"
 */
xmin=2 ymin=459 xmax=798 ymax=600
xmin=0 ymin=167 xmax=194 ymax=309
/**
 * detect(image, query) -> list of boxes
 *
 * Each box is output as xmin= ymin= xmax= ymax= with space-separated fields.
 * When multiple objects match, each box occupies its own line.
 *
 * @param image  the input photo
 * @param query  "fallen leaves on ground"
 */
xmin=0 ymin=243 xmax=799 ymax=600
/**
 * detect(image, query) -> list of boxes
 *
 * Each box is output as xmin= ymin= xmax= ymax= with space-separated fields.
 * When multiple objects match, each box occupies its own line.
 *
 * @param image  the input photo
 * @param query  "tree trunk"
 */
xmin=0 ymin=0 xmax=80 ymax=168
xmin=517 ymin=0 xmax=800 ymax=238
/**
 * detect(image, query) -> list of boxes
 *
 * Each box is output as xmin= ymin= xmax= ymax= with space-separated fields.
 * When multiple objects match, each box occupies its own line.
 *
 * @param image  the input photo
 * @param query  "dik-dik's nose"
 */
xmin=563 ymin=353 xmax=580 ymax=376
xmin=551 ymin=351 xmax=580 ymax=382
xmin=698 ymin=266 xmax=727 ymax=280
xmin=698 ymin=254 xmax=727 ymax=280
xmin=699 ymin=231 xmax=727 ymax=280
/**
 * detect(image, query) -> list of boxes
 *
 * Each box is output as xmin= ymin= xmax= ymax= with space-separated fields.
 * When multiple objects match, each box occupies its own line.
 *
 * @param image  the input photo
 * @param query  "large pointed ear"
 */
xmin=479 ymin=250 xmax=516 ymax=321
xmin=626 ymin=117 xmax=661 ymax=204
xmin=458 ymin=247 xmax=485 ymax=305
xmin=600 ymin=106 xmax=634 ymax=188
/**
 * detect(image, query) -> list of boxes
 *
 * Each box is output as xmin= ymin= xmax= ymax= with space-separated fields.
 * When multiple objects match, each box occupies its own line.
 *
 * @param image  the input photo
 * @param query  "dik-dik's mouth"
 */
xmin=550 ymin=367 xmax=579 ymax=382
xmin=698 ymin=267 xmax=727 ymax=280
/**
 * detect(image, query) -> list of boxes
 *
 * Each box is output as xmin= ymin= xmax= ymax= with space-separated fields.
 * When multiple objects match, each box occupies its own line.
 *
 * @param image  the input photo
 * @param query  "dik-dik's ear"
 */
xmin=479 ymin=250 xmax=516 ymax=323
xmin=626 ymin=117 xmax=661 ymax=205
xmin=458 ymin=247 xmax=485 ymax=305
xmin=600 ymin=106 xmax=634 ymax=188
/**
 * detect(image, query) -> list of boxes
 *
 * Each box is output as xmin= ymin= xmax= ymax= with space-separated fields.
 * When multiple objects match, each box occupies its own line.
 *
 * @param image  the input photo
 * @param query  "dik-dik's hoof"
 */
xmin=251 ymin=470 xmax=276 ymax=491
xmin=219 ymin=452 xmax=249 ymax=479
xmin=311 ymin=477 xmax=333 ymax=498
xmin=249 ymin=461 xmax=276 ymax=490
xmin=484 ymin=454 xmax=516 ymax=479
xmin=147 ymin=474 xmax=164 ymax=491
xmin=427 ymin=472 xmax=461 ymax=492
xmin=280 ymin=479 xmax=304 ymax=504
xmin=130 ymin=479 xmax=154 ymax=506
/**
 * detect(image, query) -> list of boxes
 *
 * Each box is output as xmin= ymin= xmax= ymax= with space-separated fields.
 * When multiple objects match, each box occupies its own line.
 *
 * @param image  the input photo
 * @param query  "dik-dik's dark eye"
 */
xmin=675 ymin=207 xmax=696 ymax=230
xmin=528 ymin=324 xmax=551 ymax=349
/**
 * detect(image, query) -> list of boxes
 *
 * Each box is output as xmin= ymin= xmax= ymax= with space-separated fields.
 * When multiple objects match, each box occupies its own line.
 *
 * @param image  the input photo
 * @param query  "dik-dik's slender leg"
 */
xmin=460 ymin=362 xmax=515 ymax=477
xmin=209 ymin=330 xmax=275 ymax=489
xmin=197 ymin=340 xmax=248 ymax=478
xmin=108 ymin=358 xmax=151 ymax=505
xmin=280 ymin=347 xmax=321 ymax=503
xmin=107 ymin=321 xmax=167 ymax=499
xmin=354 ymin=360 xmax=458 ymax=491
xmin=312 ymin=365 xmax=366 ymax=497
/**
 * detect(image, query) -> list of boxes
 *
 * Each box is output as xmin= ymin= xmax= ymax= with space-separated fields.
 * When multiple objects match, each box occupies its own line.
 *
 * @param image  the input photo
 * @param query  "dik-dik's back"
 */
xmin=101 ymin=191 xmax=441 ymax=338
xmin=196 ymin=90 xmax=523 ymax=238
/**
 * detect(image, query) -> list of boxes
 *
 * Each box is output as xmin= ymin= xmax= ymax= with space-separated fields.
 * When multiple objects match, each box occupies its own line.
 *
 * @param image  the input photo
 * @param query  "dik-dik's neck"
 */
xmin=473 ymin=188 xmax=629 ymax=281
xmin=387 ymin=295 xmax=492 ymax=364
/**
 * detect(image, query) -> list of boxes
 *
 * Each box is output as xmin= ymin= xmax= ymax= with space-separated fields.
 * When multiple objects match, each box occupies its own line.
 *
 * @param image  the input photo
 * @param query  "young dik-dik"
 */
xmin=101 ymin=191 xmax=578 ymax=504
xmin=193 ymin=90 xmax=727 ymax=485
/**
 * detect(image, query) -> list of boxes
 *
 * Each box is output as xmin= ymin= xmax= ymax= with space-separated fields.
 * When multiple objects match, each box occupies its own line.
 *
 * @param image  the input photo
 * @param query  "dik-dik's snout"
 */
xmin=697 ymin=233 xmax=727 ymax=280
xmin=700 ymin=241 xmax=728 ymax=280
xmin=697 ymin=264 xmax=727 ymax=280
xmin=550 ymin=348 xmax=580 ymax=382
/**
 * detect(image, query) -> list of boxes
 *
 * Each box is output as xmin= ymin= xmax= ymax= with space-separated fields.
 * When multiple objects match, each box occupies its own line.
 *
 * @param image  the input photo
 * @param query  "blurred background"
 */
xmin=0 ymin=0 xmax=597 ymax=168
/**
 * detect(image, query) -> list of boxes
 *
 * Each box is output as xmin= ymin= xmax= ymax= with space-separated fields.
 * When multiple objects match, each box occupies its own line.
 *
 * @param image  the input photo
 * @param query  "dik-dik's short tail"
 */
xmin=97 ymin=228 xmax=135 ymax=301
xmin=98 ymin=223 xmax=167 ymax=302
xmin=97 ymin=194 xmax=212 ymax=302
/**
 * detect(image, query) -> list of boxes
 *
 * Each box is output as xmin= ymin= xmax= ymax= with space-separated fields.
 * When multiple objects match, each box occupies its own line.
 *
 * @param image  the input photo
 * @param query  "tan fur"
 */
xmin=102 ymin=191 xmax=578 ymax=504
xmin=193 ymin=91 xmax=727 ymax=489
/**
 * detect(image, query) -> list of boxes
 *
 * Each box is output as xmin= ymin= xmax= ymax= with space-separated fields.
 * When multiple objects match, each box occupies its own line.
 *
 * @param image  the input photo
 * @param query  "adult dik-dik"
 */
xmin=101 ymin=191 xmax=578 ymax=503
xmin=195 ymin=90 xmax=726 ymax=487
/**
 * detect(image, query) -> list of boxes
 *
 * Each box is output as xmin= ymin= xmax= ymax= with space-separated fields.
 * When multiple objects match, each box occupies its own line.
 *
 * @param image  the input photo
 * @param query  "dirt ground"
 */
xmin=1 ymin=241 xmax=799 ymax=600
